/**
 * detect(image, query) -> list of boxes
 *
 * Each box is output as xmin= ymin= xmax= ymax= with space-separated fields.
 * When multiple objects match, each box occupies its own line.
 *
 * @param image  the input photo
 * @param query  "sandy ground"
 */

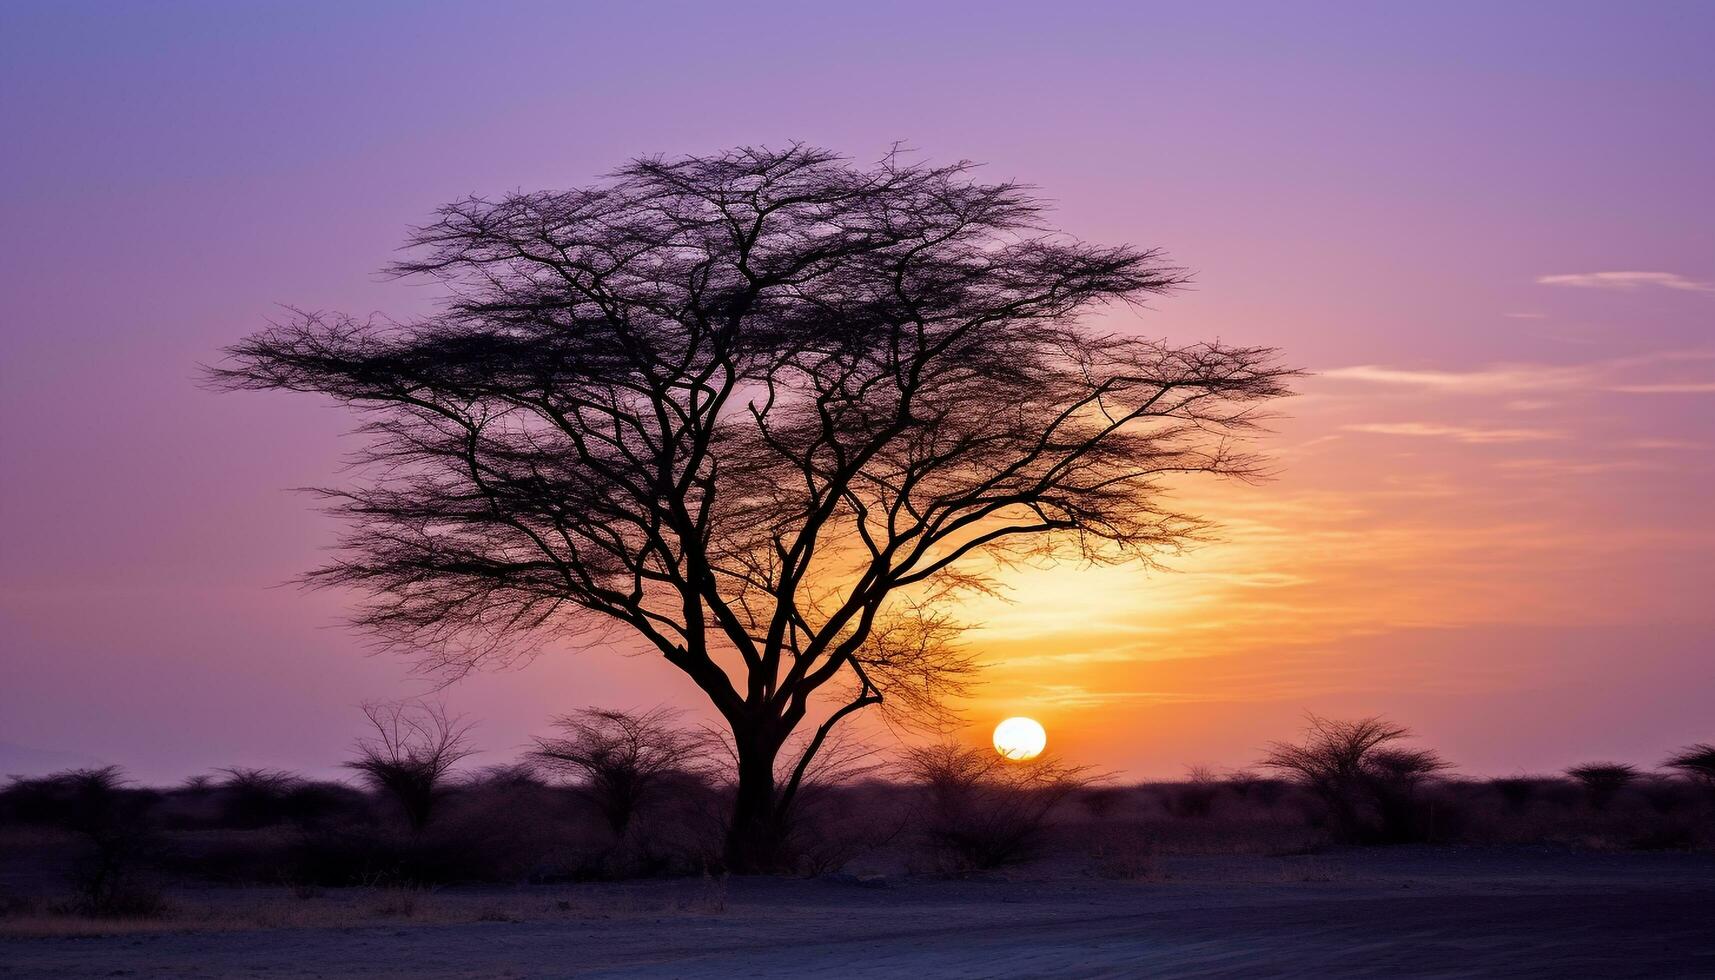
xmin=4 ymin=848 xmax=1713 ymax=978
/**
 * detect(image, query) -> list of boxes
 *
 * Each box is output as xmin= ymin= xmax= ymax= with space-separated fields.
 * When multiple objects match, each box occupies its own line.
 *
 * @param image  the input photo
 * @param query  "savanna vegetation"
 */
xmin=3 ymin=708 xmax=1710 ymax=930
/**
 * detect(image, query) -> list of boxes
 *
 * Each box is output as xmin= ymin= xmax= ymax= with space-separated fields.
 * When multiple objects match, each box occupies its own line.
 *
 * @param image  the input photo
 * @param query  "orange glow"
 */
xmin=943 ymin=358 xmax=1715 ymax=776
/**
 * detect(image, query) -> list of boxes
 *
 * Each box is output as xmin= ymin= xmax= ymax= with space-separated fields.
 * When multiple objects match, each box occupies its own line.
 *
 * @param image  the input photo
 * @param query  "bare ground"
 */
xmin=4 ymin=847 xmax=1713 ymax=978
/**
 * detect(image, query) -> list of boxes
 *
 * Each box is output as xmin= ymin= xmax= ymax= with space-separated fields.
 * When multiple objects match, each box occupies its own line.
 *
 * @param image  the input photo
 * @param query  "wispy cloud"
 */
xmin=1494 ymin=458 xmax=1663 ymax=477
xmin=1629 ymin=438 xmax=1707 ymax=451
xmin=1320 ymin=363 xmax=1589 ymax=392
xmin=1607 ymin=382 xmax=1715 ymax=394
xmin=1536 ymin=271 xmax=1714 ymax=293
xmin=1343 ymin=422 xmax=1565 ymax=444
xmin=1322 ymin=350 xmax=1715 ymax=396
xmin=1020 ymin=685 xmax=1221 ymax=709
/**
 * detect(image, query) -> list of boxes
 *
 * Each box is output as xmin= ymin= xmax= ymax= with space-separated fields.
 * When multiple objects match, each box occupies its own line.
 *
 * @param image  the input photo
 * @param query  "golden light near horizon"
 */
xmin=993 ymin=716 xmax=1047 ymax=761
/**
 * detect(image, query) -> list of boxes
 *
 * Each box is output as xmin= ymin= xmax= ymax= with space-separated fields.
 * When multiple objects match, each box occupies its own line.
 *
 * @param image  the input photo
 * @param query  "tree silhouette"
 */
xmin=1662 ymin=743 xmax=1715 ymax=792
xmin=531 ymin=707 xmax=700 ymax=837
xmin=1566 ymin=762 xmax=1638 ymax=811
xmin=901 ymin=742 xmax=1091 ymax=871
xmin=215 ymin=145 xmax=1293 ymax=870
xmin=345 ymin=700 xmax=476 ymax=831
xmin=1260 ymin=714 xmax=1450 ymax=842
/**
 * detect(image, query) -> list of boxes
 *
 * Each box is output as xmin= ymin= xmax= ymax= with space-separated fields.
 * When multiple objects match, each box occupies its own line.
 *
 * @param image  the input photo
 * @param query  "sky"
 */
xmin=2 ymin=1 xmax=1712 ymax=782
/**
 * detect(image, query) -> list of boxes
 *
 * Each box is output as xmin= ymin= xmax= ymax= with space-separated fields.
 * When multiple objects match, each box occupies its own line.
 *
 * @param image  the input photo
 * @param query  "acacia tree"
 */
xmin=1663 ymin=743 xmax=1715 ymax=792
xmin=345 ymin=700 xmax=476 ymax=831
xmin=1260 ymin=715 xmax=1451 ymax=842
xmin=532 ymin=707 xmax=701 ymax=837
xmin=215 ymin=145 xmax=1292 ymax=870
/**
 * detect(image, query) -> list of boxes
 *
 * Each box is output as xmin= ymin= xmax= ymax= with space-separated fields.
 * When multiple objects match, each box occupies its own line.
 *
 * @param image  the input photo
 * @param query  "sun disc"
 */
xmin=993 ymin=716 xmax=1047 ymax=761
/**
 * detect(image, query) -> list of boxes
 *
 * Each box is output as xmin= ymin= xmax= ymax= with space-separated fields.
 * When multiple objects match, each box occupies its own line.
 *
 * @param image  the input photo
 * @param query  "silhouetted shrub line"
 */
xmin=4 ymin=716 xmax=1711 ymax=911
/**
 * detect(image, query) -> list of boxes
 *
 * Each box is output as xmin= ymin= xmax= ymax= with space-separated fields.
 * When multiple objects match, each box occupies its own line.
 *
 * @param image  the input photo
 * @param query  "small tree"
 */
xmin=1663 ymin=743 xmax=1715 ymax=792
xmin=1260 ymin=715 xmax=1450 ymax=843
xmin=1566 ymin=762 xmax=1638 ymax=811
xmin=532 ymin=707 xmax=700 ymax=837
xmin=345 ymin=700 xmax=476 ymax=831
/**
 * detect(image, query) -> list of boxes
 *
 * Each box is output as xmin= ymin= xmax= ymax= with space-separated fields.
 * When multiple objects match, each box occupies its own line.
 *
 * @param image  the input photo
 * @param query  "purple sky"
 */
xmin=3 ymin=2 xmax=1712 ymax=781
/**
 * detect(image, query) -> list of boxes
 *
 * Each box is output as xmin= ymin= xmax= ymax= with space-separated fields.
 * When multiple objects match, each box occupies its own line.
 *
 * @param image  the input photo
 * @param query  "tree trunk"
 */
xmin=723 ymin=733 xmax=785 ymax=873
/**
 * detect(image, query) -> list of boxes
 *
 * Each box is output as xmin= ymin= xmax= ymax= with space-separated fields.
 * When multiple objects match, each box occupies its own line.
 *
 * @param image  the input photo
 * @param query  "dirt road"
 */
xmin=5 ymin=849 xmax=1712 ymax=978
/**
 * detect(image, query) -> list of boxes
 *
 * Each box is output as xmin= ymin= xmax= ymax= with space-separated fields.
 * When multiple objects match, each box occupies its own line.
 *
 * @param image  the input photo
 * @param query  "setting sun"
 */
xmin=993 ymin=716 xmax=1048 ymax=761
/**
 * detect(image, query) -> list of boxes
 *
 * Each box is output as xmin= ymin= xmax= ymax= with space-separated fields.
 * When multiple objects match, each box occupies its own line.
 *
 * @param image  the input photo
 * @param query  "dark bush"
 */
xmin=345 ymin=700 xmax=476 ymax=832
xmin=213 ymin=768 xmax=301 ymax=828
xmin=1260 ymin=715 xmax=1452 ymax=843
xmin=532 ymin=707 xmax=701 ymax=839
xmin=0 ymin=766 xmax=155 ymax=832
xmin=1636 ymin=776 xmax=1695 ymax=815
xmin=1223 ymin=770 xmax=1289 ymax=807
xmin=1366 ymin=747 xmax=1454 ymax=842
xmin=1663 ymin=743 xmax=1715 ymax=792
xmin=0 ymin=767 xmax=167 ymax=917
xmin=1566 ymin=763 xmax=1638 ymax=811
xmin=902 ymin=744 xmax=1091 ymax=872
xmin=1169 ymin=766 xmax=1223 ymax=819
xmin=1490 ymin=776 xmax=1545 ymax=811
xmin=203 ymin=768 xmax=361 ymax=829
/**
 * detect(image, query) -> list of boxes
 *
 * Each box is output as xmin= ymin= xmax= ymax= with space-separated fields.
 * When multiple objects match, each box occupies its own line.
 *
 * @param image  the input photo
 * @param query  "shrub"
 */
xmin=1366 ymin=747 xmax=1454 ymax=842
xmin=901 ymin=743 xmax=1091 ymax=872
xmin=1489 ymin=776 xmax=1542 ymax=811
xmin=1223 ymin=769 xmax=1288 ymax=807
xmin=0 ymin=766 xmax=152 ymax=832
xmin=782 ymin=779 xmax=906 ymax=877
xmin=1566 ymin=763 xmax=1638 ymax=811
xmin=64 ymin=854 xmax=168 ymax=919
xmin=1636 ymin=776 xmax=1694 ymax=815
xmin=532 ymin=707 xmax=701 ymax=839
xmin=213 ymin=768 xmax=302 ymax=827
xmin=1663 ymin=743 xmax=1715 ymax=791
xmin=0 ymin=767 xmax=167 ymax=917
xmin=1260 ymin=715 xmax=1451 ymax=843
xmin=206 ymin=768 xmax=359 ymax=829
xmin=1169 ymin=766 xmax=1221 ymax=819
xmin=345 ymin=700 xmax=476 ymax=832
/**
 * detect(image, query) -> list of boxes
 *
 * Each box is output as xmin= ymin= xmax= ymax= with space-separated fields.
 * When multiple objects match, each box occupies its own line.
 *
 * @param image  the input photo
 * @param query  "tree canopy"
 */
xmin=216 ymin=144 xmax=1293 ymax=868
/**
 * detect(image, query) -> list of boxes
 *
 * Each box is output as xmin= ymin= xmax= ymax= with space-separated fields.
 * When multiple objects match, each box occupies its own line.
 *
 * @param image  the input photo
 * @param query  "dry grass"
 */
xmin=0 ymin=878 xmax=741 ymax=938
xmin=1086 ymin=826 xmax=1163 ymax=880
xmin=3 ymin=755 xmax=1710 ymax=938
